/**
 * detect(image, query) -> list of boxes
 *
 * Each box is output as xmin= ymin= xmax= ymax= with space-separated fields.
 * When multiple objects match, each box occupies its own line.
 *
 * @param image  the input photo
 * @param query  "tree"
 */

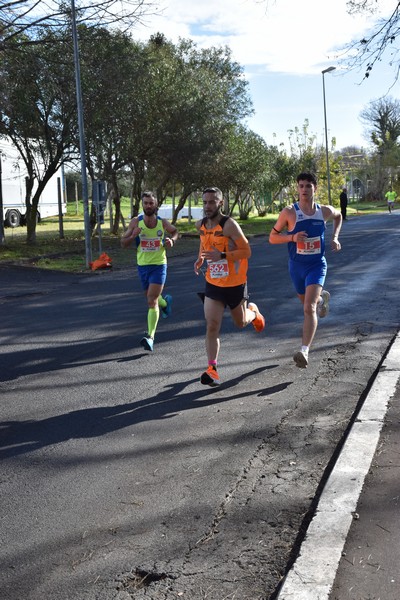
xmin=342 ymin=1 xmax=400 ymax=85
xmin=360 ymin=96 xmax=400 ymax=149
xmin=287 ymin=120 xmax=318 ymax=174
xmin=254 ymin=145 xmax=298 ymax=214
xmin=360 ymin=96 xmax=400 ymax=197
xmin=0 ymin=23 xmax=254 ymax=241
xmin=78 ymin=27 xmax=146 ymax=234
xmin=208 ymin=125 xmax=268 ymax=218
xmin=0 ymin=29 xmax=79 ymax=243
xmin=125 ymin=36 xmax=253 ymax=222
xmin=0 ymin=0 xmax=156 ymax=51
xmin=78 ymin=29 xmax=253 ymax=228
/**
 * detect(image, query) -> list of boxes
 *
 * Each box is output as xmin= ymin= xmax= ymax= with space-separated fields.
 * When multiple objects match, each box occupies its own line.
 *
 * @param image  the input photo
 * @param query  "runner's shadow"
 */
xmin=0 ymin=365 xmax=282 ymax=459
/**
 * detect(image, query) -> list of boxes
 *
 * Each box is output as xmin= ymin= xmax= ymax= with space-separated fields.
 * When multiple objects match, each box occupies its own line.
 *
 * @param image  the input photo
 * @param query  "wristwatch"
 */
xmin=220 ymin=252 xmax=226 ymax=259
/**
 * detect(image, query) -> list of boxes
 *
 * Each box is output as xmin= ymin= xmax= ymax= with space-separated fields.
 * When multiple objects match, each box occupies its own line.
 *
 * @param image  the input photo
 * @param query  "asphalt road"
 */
xmin=1 ymin=211 xmax=400 ymax=600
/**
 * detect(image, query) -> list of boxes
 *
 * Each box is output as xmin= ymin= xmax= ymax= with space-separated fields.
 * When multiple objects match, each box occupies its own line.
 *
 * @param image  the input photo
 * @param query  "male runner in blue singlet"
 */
xmin=269 ymin=172 xmax=342 ymax=368
xmin=121 ymin=192 xmax=178 ymax=352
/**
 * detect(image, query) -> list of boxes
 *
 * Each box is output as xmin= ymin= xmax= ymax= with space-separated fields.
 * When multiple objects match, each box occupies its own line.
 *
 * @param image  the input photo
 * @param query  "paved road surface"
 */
xmin=1 ymin=211 xmax=400 ymax=599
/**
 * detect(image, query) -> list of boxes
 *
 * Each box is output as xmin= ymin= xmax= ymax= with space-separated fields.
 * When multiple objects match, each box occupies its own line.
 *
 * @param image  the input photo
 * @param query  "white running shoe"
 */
xmin=293 ymin=350 xmax=309 ymax=368
xmin=318 ymin=290 xmax=330 ymax=318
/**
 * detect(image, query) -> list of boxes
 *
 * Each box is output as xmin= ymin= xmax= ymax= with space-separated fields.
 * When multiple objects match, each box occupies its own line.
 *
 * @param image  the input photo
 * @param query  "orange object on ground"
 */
xmin=89 ymin=252 xmax=112 ymax=271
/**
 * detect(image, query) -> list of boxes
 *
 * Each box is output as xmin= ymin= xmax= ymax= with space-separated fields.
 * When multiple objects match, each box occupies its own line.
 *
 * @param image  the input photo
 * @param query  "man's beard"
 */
xmin=205 ymin=208 xmax=220 ymax=220
xmin=144 ymin=207 xmax=157 ymax=216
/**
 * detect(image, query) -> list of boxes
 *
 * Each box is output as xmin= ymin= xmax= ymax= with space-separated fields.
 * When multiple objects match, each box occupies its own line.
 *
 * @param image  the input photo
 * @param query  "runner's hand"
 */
xmin=203 ymin=247 xmax=222 ymax=262
xmin=194 ymin=258 xmax=204 ymax=275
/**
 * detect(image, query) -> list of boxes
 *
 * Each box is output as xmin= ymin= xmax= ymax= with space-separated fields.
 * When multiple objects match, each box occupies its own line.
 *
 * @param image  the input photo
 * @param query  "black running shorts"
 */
xmin=204 ymin=281 xmax=248 ymax=309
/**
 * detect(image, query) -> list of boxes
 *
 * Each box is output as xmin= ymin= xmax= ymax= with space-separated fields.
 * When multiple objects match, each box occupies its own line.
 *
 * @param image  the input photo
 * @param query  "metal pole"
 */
xmin=71 ymin=0 xmax=92 ymax=267
xmin=0 ymin=154 xmax=5 ymax=244
xmin=322 ymin=66 xmax=336 ymax=204
xmin=57 ymin=177 xmax=65 ymax=239
xmin=75 ymin=181 xmax=79 ymax=214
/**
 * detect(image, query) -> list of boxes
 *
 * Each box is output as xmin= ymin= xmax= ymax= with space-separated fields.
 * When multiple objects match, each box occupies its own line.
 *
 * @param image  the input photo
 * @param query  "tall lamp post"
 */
xmin=71 ymin=0 xmax=92 ymax=268
xmin=322 ymin=66 xmax=336 ymax=204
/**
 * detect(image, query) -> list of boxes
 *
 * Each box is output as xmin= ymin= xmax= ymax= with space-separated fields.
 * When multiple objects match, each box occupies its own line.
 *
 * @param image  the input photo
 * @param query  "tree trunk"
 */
xmin=172 ymin=193 xmax=190 ymax=224
xmin=25 ymin=177 xmax=37 ymax=244
xmin=26 ymin=210 xmax=37 ymax=244
xmin=111 ymin=174 xmax=122 ymax=236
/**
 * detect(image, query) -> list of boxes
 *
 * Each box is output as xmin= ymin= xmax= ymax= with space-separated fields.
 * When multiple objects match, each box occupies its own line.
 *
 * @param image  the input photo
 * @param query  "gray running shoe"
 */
xmin=318 ymin=290 xmax=330 ymax=318
xmin=293 ymin=350 xmax=308 ymax=368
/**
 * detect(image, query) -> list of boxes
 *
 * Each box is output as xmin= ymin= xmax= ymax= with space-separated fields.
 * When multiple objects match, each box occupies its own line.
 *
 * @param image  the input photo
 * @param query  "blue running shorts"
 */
xmin=288 ymin=258 xmax=327 ymax=295
xmin=137 ymin=264 xmax=167 ymax=290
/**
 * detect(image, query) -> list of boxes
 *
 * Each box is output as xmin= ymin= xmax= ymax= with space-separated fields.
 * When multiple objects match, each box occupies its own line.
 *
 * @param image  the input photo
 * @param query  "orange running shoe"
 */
xmin=200 ymin=365 xmax=220 ymax=387
xmin=248 ymin=302 xmax=265 ymax=332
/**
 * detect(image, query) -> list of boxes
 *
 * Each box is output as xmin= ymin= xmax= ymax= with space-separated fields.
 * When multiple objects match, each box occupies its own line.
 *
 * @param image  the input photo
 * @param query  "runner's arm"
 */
xmin=121 ymin=218 xmax=140 ymax=248
xmin=330 ymin=210 xmax=342 ymax=251
xmin=162 ymin=219 xmax=179 ymax=248
xmin=222 ymin=219 xmax=251 ymax=261
xmin=269 ymin=207 xmax=299 ymax=244
xmin=322 ymin=206 xmax=342 ymax=251
xmin=194 ymin=220 xmax=205 ymax=274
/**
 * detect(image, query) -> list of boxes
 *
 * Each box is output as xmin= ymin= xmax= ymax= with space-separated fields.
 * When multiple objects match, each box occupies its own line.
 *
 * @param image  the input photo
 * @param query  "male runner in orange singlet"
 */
xmin=194 ymin=187 xmax=265 ymax=386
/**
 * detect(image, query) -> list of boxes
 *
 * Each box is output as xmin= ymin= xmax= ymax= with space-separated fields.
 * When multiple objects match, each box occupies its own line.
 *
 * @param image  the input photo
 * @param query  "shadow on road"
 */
xmin=0 ymin=365 xmax=291 ymax=459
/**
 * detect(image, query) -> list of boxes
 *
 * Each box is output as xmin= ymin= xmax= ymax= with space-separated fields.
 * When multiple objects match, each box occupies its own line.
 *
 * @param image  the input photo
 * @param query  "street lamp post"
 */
xmin=322 ymin=66 xmax=336 ymax=204
xmin=71 ymin=0 xmax=92 ymax=268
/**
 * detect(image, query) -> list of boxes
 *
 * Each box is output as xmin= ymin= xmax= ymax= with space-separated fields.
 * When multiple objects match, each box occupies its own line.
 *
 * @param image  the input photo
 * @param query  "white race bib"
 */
xmin=141 ymin=239 xmax=161 ymax=252
xmin=296 ymin=236 xmax=321 ymax=255
xmin=208 ymin=259 xmax=229 ymax=278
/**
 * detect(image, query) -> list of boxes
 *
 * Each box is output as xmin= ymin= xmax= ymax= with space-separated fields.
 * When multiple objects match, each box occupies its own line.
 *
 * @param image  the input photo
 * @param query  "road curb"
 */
xmin=276 ymin=332 xmax=400 ymax=600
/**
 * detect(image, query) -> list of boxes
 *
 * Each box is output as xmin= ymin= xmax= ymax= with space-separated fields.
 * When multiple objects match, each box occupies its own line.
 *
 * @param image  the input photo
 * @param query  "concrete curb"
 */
xmin=277 ymin=332 xmax=400 ymax=600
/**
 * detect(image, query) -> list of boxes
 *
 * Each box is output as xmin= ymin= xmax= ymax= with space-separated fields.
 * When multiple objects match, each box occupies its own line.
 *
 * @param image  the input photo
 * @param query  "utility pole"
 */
xmin=322 ymin=66 xmax=336 ymax=204
xmin=71 ymin=0 xmax=92 ymax=267
xmin=0 ymin=154 xmax=5 ymax=245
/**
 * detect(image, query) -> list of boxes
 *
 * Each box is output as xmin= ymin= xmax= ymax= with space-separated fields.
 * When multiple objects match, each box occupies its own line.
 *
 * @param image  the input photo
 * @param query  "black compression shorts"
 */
xmin=204 ymin=281 xmax=248 ymax=309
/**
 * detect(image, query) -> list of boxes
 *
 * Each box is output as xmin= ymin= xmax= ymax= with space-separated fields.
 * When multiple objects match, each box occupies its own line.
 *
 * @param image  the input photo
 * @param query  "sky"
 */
xmin=132 ymin=0 xmax=399 ymax=151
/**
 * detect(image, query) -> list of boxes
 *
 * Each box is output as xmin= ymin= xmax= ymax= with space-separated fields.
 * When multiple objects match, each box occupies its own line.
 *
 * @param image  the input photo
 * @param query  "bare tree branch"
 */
xmin=339 ymin=1 xmax=400 ymax=86
xmin=0 ymin=0 xmax=159 ymax=49
xmin=346 ymin=0 xmax=380 ymax=16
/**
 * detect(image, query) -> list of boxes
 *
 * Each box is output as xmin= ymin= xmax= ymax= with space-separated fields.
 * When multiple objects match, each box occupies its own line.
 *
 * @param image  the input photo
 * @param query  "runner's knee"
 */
xmin=206 ymin=317 xmax=221 ymax=335
xmin=303 ymin=301 xmax=318 ymax=317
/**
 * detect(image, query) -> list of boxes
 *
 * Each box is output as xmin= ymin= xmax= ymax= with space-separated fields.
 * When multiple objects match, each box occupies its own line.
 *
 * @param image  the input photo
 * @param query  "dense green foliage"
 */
xmin=1 ymin=15 xmax=400 ymax=247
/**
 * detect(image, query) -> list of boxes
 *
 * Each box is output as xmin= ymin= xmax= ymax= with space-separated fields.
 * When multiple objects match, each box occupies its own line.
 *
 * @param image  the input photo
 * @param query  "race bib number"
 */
xmin=296 ymin=236 xmax=321 ymax=255
xmin=141 ymin=239 xmax=161 ymax=252
xmin=209 ymin=259 xmax=229 ymax=278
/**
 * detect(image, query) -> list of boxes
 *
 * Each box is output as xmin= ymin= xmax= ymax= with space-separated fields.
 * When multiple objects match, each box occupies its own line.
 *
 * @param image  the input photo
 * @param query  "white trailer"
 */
xmin=0 ymin=138 xmax=66 ymax=227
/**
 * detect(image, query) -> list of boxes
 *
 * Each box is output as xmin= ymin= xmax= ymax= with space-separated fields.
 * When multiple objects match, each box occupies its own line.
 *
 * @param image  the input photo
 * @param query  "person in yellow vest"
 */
xmin=121 ymin=191 xmax=178 ymax=352
xmin=194 ymin=187 xmax=265 ymax=386
xmin=385 ymin=186 xmax=397 ymax=213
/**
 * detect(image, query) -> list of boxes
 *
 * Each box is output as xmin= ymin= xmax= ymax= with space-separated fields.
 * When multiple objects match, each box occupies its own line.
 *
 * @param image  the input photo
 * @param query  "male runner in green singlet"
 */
xmin=121 ymin=192 xmax=178 ymax=352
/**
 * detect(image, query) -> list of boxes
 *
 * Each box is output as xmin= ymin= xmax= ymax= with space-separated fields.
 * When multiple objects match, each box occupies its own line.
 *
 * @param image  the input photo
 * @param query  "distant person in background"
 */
xmin=385 ymin=186 xmax=397 ymax=213
xmin=121 ymin=191 xmax=178 ymax=352
xmin=339 ymin=187 xmax=348 ymax=220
